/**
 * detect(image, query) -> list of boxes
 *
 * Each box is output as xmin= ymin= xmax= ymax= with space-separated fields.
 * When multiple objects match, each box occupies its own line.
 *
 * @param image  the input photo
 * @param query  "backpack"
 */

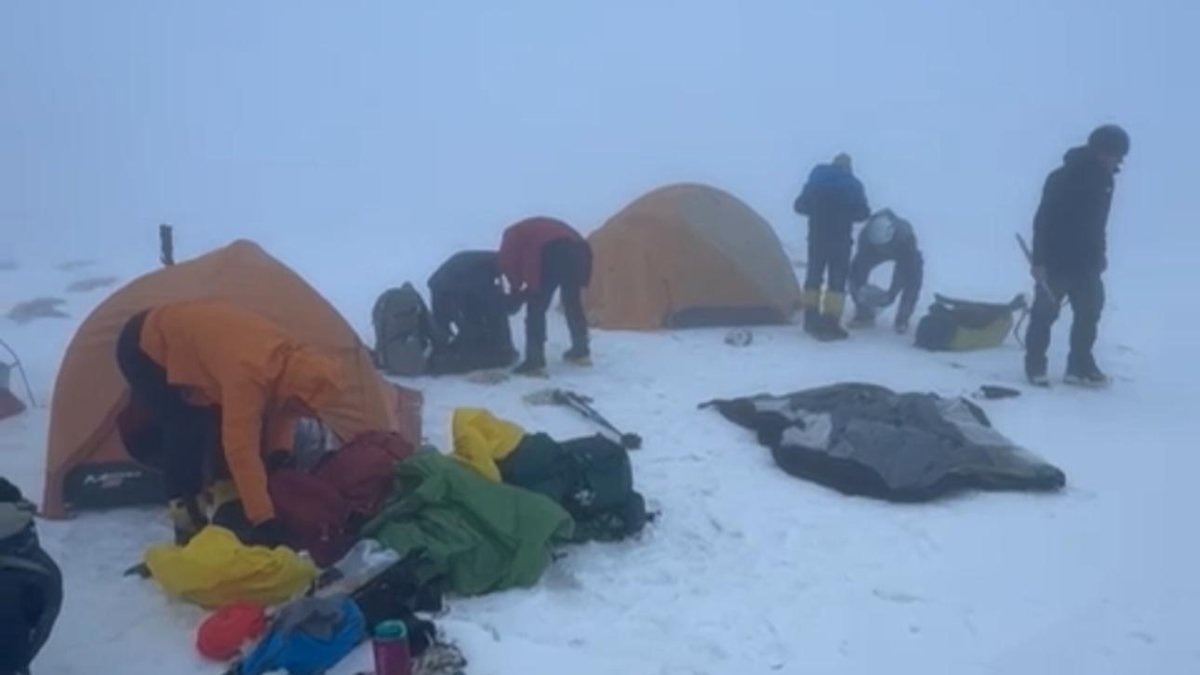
xmin=915 ymin=293 xmax=1028 ymax=352
xmin=269 ymin=432 xmax=414 ymax=567
xmin=0 ymin=478 xmax=63 ymax=675
xmin=560 ymin=435 xmax=648 ymax=542
xmin=498 ymin=434 xmax=648 ymax=543
xmin=372 ymin=283 xmax=433 ymax=376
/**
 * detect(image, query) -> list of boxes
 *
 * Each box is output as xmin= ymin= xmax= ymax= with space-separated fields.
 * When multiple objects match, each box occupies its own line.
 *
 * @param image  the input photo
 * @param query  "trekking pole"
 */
xmin=0 ymin=337 xmax=37 ymax=407
xmin=552 ymin=390 xmax=643 ymax=450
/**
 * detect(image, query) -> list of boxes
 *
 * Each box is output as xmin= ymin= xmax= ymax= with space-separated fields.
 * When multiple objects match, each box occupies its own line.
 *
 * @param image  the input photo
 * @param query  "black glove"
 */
xmin=504 ymin=291 xmax=527 ymax=315
xmin=211 ymin=499 xmax=253 ymax=541
xmin=245 ymin=518 xmax=288 ymax=549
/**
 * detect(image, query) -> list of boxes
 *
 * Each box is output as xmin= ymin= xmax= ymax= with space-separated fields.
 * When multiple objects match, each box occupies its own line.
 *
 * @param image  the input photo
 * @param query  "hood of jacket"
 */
xmin=1063 ymin=145 xmax=1119 ymax=176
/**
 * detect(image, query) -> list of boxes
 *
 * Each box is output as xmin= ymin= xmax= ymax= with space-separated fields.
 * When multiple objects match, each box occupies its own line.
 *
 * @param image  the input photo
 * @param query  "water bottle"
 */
xmin=371 ymin=619 xmax=412 ymax=675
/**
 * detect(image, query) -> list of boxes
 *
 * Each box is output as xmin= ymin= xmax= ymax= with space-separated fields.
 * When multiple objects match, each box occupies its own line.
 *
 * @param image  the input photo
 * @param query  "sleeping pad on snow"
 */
xmin=360 ymin=453 xmax=573 ymax=596
xmin=703 ymin=383 xmax=1065 ymax=501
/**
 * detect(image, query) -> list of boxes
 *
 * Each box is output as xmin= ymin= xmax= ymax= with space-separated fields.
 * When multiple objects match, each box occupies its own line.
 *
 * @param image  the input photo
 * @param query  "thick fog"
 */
xmin=2 ymin=1 xmax=1196 ymax=324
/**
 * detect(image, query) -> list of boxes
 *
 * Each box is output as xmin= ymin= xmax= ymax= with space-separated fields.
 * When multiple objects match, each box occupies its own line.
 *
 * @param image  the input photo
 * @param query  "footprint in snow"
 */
xmin=872 ymin=588 xmax=923 ymax=604
xmin=1129 ymin=631 xmax=1156 ymax=645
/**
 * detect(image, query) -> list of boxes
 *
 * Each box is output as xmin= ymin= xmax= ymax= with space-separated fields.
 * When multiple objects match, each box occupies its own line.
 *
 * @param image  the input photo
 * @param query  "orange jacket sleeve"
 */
xmin=219 ymin=379 xmax=275 ymax=525
xmin=262 ymin=411 xmax=298 ymax=455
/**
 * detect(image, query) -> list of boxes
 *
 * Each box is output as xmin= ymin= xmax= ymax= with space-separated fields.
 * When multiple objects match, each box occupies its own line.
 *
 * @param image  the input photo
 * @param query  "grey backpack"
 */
xmin=372 ymin=283 xmax=433 ymax=376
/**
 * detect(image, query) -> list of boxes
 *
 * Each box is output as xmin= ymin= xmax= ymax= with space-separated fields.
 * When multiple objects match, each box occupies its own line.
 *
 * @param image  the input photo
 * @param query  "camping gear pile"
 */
xmin=703 ymin=383 xmax=1066 ymax=501
xmin=449 ymin=407 xmax=650 ymax=545
xmin=112 ymin=401 xmax=649 ymax=671
xmin=116 ymin=407 xmax=646 ymax=671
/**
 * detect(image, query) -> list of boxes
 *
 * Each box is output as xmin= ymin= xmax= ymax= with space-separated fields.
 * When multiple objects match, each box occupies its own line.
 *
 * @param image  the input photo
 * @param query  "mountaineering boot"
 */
xmin=562 ymin=344 xmax=592 ymax=366
xmin=1026 ymin=369 xmax=1051 ymax=388
xmin=818 ymin=291 xmax=849 ymax=341
xmin=1064 ymin=364 xmax=1110 ymax=389
xmin=802 ymin=289 xmax=823 ymax=336
xmin=514 ymin=338 xmax=547 ymax=377
xmin=804 ymin=309 xmax=823 ymax=335
xmin=847 ymin=311 xmax=875 ymax=329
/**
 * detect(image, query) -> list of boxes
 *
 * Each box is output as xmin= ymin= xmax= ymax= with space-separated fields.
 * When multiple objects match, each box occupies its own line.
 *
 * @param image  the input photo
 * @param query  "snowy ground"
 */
xmin=2 ymin=248 xmax=1197 ymax=675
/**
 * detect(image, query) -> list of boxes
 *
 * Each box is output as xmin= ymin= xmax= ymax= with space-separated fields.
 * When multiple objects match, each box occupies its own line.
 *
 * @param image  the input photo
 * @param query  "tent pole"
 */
xmin=159 ymin=224 xmax=175 ymax=267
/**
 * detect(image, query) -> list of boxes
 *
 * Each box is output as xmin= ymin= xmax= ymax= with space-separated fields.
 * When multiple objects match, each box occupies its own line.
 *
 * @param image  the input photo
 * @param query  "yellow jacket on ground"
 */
xmin=143 ymin=526 xmax=316 ymax=608
xmin=450 ymin=408 xmax=525 ymax=481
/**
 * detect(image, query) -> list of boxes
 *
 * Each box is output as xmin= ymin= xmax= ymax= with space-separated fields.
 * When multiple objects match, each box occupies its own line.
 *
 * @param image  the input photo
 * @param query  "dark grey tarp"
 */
xmin=702 ymin=383 xmax=1066 ymax=501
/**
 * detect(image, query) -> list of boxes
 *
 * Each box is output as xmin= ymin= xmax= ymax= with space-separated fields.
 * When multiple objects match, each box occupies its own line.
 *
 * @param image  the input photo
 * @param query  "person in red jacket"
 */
xmin=498 ymin=217 xmax=593 ymax=375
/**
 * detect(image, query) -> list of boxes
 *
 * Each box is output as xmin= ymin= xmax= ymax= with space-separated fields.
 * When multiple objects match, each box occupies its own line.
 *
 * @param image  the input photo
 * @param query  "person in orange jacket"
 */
xmin=115 ymin=299 xmax=342 ymax=546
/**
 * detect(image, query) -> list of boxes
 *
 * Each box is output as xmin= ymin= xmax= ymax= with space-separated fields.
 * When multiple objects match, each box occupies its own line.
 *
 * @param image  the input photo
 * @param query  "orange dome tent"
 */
xmin=583 ymin=183 xmax=802 ymax=330
xmin=42 ymin=240 xmax=420 ymax=518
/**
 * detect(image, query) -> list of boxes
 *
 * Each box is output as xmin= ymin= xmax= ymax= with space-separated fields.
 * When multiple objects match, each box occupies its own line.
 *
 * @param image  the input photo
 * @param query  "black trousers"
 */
xmin=428 ymin=287 xmax=517 ymax=373
xmin=525 ymin=239 xmax=592 ymax=354
xmin=431 ymin=287 xmax=513 ymax=354
xmin=804 ymin=222 xmax=853 ymax=294
xmin=115 ymin=311 xmax=220 ymax=502
xmin=1024 ymin=272 xmax=1105 ymax=374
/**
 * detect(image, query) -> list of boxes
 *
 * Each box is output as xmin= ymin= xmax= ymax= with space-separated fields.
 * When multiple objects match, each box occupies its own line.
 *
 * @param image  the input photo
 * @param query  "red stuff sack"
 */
xmin=314 ymin=431 xmax=413 ymax=524
xmin=267 ymin=467 xmax=353 ymax=568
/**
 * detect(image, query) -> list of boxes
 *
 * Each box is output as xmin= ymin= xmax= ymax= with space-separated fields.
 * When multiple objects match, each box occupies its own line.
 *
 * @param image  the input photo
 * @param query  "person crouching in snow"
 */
xmin=794 ymin=153 xmax=872 ymax=340
xmin=498 ymin=217 xmax=593 ymax=376
xmin=847 ymin=208 xmax=924 ymax=334
xmin=115 ymin=300 xmax=342 ymax=547
xmin=426 ymin=250 xmax=519 ymax=374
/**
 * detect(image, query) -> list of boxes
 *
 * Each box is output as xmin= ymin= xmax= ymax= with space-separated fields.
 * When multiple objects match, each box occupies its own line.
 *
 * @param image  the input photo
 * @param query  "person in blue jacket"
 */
xmin=794 ymin=153 xmax=871 ymax=340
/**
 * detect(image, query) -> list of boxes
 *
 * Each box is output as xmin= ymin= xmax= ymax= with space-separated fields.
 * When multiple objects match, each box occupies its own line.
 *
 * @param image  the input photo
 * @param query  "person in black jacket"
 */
xmin=426 ymin=250 xmax=518 ymax=374
xmin=794 ymin=153 xmax=871 ymax=340
xmin=1024 ymin=125 xmax=1129 ymax=387
xmin=848 ymin=209 xmax=924 ymax=334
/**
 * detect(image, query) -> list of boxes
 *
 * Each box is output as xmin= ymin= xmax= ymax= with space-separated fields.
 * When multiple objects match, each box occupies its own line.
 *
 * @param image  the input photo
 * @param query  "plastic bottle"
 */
xmin=371 ymin=619 xmax=412 ymax=675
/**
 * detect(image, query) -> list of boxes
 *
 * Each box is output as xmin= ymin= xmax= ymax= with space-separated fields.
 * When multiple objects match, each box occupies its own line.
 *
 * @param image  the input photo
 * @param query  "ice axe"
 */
xmin=1015 ymin=233 xmax=1062 ymax=306
xmin=524 ymin=388 xmax=643 ymax=450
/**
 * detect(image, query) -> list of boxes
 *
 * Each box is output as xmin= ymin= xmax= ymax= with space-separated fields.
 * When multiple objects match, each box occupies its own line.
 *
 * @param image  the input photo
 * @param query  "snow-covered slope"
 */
xmin=2 ymin=242 xmax=1197 ymax=674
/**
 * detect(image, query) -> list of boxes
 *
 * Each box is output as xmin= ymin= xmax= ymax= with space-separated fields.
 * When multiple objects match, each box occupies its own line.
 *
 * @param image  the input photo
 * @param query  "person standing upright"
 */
xmin=1024 ymin=124 xmax=1130 ymax=388
xmin=794 ymin=153 xmax=871 ymax=340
